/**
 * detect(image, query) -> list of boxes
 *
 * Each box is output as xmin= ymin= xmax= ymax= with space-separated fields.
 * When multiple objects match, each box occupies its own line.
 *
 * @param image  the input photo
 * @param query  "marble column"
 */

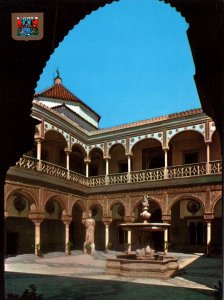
xmin=164 ymin=149 xmax=168 ymax=179
xmin=206 ymin=221 xmax=212 ymax=255
xmin=65 ymin=148 xmax=71 ymax=179
xmin=164 ymin=228 xmax=168 ymax=255
xmin=127 ymin=230 xmax=131 ymax=252
xmin=62 ymin=216 xmax=72 ymax=255
xmin=127 ymin=155 xmax=132 ymax=183
xmin=206 ymin=143 xmax=211 ymax=174
xmin=36 ymin=138 xmax=42 ymax=171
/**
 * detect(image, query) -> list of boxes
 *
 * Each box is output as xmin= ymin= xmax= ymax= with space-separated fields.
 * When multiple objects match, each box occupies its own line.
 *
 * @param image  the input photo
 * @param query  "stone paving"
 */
xmin=5 ymin=251 xmax=221 ymax=299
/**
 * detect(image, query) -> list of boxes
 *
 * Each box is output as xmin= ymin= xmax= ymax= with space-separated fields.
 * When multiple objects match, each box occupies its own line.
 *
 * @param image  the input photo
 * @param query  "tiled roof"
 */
xmin=35 ymin=83 xmax=101 ymax=119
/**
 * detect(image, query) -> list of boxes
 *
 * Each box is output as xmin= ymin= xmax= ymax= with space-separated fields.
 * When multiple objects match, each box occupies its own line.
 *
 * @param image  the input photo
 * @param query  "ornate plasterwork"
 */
xmin=44 ymin=121 xmax=69 ymax=144
xmin=71 ymin=137 xmax=88 ymax=153
xmin=87 ymin=143 xmax=104 ymax=156
xmin=107 ymin=139 xmax=126 ymax=153
xmin=130 ymin=132 xmax=163 ymax=150
xmin=167 ymin=123 xmax=206 ymax=144
xmin=210 ymin=121 xmax=216 ymax=139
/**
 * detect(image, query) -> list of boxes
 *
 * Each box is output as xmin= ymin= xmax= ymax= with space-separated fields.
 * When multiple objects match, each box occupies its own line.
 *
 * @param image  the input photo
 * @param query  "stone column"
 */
xmin=36 ymin=138 xmax=43 ymax=171
xmin=127 ymin=230 xmax=131 ymax=252
xmin=127 ymin=154 xmax=132 ymax=183
xmin=105 ymin=158 xmax=110 ymax=185
xmin=162 ymin=215 xmax=171 ymax=254
xmin=164 ymin=149 xmax=168 ymax=179
xmin=164 ymin=228 xmax=168 ymax=255
xmin=62 ymin=215 xmax=72 ymax=255
xmin=86 ymin=162 xmax=89 ymax=177
xmin=206 ymin=143 xmax=211 ymax=174
xmin=124 ymin=216 xmax=135 ymax=252
xmin=206 ymin=220 xmax=212 ymax=255
xmin=102 ymin=217 xmax=112 ymax=251
xmin=29 ymin=213 xmax=45 ymax=256
xmin=64 ymin=148 xmax=71 ymax=179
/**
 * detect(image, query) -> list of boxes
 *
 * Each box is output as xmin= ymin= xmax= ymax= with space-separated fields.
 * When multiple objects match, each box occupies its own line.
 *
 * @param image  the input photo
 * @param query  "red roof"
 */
xmin=35 ymin=82 xmax=101 ymax=120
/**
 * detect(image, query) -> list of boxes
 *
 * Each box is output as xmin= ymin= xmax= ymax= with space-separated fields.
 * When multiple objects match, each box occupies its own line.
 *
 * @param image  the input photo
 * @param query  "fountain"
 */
xmin=105 ymin=195 xmax=179 ymax=279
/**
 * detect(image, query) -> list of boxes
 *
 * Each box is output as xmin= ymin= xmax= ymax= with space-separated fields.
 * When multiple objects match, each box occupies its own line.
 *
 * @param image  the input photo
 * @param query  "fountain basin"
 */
xmin=105 ymin=253 xmax=179 ymax=280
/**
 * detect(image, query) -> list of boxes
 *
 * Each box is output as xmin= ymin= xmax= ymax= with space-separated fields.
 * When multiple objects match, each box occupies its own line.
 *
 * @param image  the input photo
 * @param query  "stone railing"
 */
xmin=131 ymin=168 xmax=164 ymax=182
xmin=210 ymin=160 xmax=222 ymax=174
xmin=16 ymin=155 xmax=38 ymax=170
xmin=167 ymin=162 xmax=207 ymax=178
xmin=16 ymin=156 xmax=222 ymax=187
xmin=41 ymin=161 xmax=67 ymax=179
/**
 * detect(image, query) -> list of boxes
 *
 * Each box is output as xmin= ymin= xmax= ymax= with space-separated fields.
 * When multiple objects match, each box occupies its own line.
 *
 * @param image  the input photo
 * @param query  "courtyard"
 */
xmin=5 ymin=251 xmax=221 ymax=300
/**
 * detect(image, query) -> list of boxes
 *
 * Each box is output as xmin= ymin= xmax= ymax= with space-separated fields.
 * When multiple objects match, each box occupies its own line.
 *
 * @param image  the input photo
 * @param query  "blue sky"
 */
xmin=36 ymin=0 xmax=201 ymax=128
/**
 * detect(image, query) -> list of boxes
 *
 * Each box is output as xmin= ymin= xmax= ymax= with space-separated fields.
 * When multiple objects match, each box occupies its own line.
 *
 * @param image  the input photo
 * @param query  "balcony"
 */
xmin=15 ymin=156 xmax=222 ymax=187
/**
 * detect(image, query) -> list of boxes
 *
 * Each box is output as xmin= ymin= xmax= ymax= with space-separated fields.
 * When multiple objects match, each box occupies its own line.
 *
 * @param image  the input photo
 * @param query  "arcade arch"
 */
xmin=41 ymin=198 xmax=65 ymax=253
xmin=132 ymin=139 xmax=164 ymax=171
xmin=90 ymin=204 xmax=104 ymax=250
xmin=70 ymin=144 xmax=86 ymax=175
xmin=169 ymin=131 xmax=206 ymax=166
xmin=109 ymin=202 xmax=126 ymax=250
xmin=89 ymin=148 xmax=105 ymax=176
xmin=109 ymin=144 xmax=127 ymax=174
xmin=5 ymin=192 xmax=35 ymax=256
xmin=170 ymin=197 xmax=205 ymax=251
xmin=69 ymin=202 xmax=85 ymax=250
xmin=42 ymin=130 xmax=67 ymax=167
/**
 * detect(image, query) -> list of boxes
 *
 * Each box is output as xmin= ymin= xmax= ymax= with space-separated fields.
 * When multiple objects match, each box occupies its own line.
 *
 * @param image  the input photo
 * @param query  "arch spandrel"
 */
xmin=5 ymin=188 xmax=38 ymax=212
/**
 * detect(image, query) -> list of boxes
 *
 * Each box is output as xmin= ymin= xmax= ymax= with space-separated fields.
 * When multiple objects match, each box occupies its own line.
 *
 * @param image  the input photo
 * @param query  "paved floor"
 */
xmin=5 ymin=251 xmax=221 ymax=300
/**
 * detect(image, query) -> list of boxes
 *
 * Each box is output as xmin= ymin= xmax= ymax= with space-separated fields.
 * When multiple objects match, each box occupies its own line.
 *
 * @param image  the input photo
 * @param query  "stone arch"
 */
xmin=70 ymin=143 xmax=87 ymax=175
xmin=108 ymin=199 xmax=126 ymax=217
xmin=89 ymin=147 xmax=105 ymax=176
xmin=108 ymin=142 xmax=126 ymax=154
xmin=88 ymin=202 xmax=104 ymax=250
xmin=168 ymin=129 xmax=205 ymax=146
xmin=109 ymin=144 xmax=128 ymax=174
xmin=70 ymin=200 xmax=86 ymax=250
xmin=170 ymin=194 xmax=206 ymax=251
xmin=131 ymin=138 xmax=164 ymax=171
xmin=169 ymin=194 xmax=205 ymax=214
xmin=210 ymin=130 xmax=222 ymax=161
xmin=130 ymin=137 xmax=163 ymax=151
xmin=44 ymin=195 xmax=66 ymax=218
xmin=212 ymin=196 xmax=222 ymax=215
xmin=42 ymin=129 xmax=68 ymax=166
xmin=71 ymin=199 xmax=88 ymax=218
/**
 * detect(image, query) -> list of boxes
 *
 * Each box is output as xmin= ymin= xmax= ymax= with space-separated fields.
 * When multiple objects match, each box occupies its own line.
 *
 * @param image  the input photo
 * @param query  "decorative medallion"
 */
xmin=14 ymin=197 xmax=26 ymax=213
xmin=187 ymin=200 xmax=200 ymax=215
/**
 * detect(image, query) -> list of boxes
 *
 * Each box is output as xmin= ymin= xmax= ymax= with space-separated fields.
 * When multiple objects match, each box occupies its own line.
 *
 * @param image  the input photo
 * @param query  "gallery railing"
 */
xmin=16 ymin=156 xmax=222 ymax=187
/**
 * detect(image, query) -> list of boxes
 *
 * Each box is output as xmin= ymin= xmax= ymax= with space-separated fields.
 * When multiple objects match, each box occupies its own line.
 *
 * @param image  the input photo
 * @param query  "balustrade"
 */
xmin=167 ymin=162 xmax=207 ymax=178
xmin=41 ymin=161 xmax=67 ymax=179
xmin=210 ymin=160 xmax=222 ymax=174
xmin=16 ymin=155 xmax=38 ymax=170
xmin=15 ymin=156 xmax=222 ymax=187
